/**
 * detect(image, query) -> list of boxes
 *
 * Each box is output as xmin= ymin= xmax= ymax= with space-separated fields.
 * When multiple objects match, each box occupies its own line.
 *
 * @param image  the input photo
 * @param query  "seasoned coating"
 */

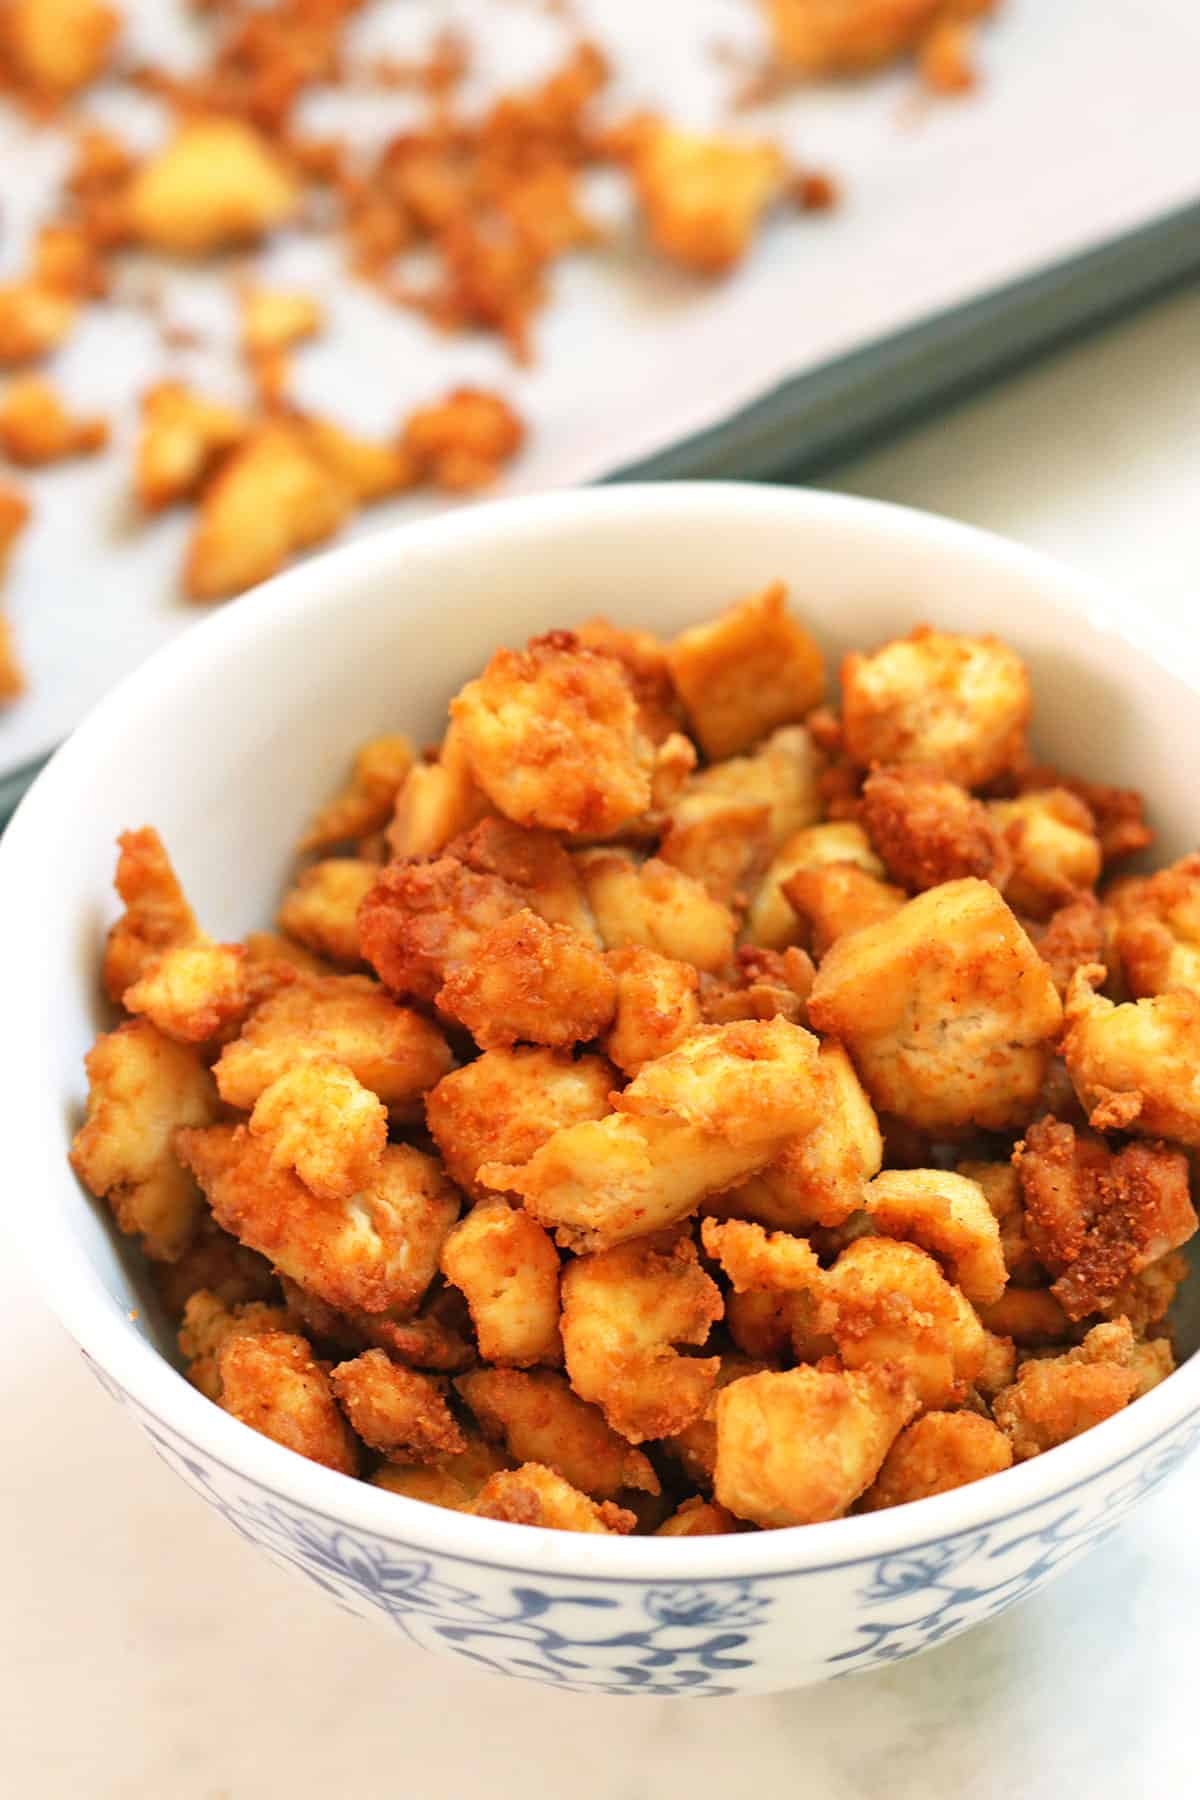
xmin=574 ymin=617 xmax=683 ymax=745
xmin=218 ymin=1331 xmax=359 ymax=1476
xmin=185 ymin=422 xmax=352 ymax=601
xmin=666 ymin=583 xmax=824 ymax=761
xmin=440 ymin=1198 xmax=562 ymax=1367
xmin=277 ymin=858 xmax=376 ymax=967
xmin=858 ymin=1410 xmax=1013 ymax=1511
xmin=989 ymin=789 xmax=1101 ymax=919
xmin=126 ymin=120 xmax=299 ymax=256
xmin=123 ymin=941 xmax=250 ymax=1047
xmin=213 ymin=975 xmax=452 ymax=1118
xmin=403 ymin=387 xmax=524 ymax=492
xmin=154 ymin=1220 xmax=279 ymax=1320
xmin=242 ymin=931 xmax=328 ymax=981
xmin=455 ymin=1368 xmax=658 ymax=1499
xmin=655 ymin=1498 xmax=743 ymax=1536
xmin=282 ymin=1278 xmax=477 ymax=1374
xmin=661 ymin=724 xmax=822 ymax=909
xmin=470 ymin=1464 xmax=636 ymax=1534
xmin=248 ymin=1059 xmax=387 ymax=1202
xmin=977 ymin=1285 xmax=1070 ymax=1348
xmin=1 ymin=0 xmax=118 ymax=101
xmin=0 ymin=375 xmax=107 ymax=464
xmin=102 ymin=826 xmax=200 ymax=1004
xmin=451 ymin=817 xmax=599 ymax=943
xmin=660 ymin=1354 xmax=771 ymax=1488
xmin=841 ymin=628 xmax=1030 ymax=789
xmin=807 ymin=879 xmax=1062 ymax=1132
xmin=437 ymin=909 xmax=617 ymax=1050
xmin=484 ymin=1019 xmax=823 ymax=1250
xmin=1112 ymin=854 xmax=1200 ymax=998
xmin=330 ymin=1351 xmax=464 ymax=1464
xmin=1063 ymin=965 xmax=1200 ymax=1146
xmin=1019 ymin=767 xmax=1152 ymax=867
xmin=178 ymin=1290 xmax=294 ymax=1402
xmin=298 ymin=738 xmax=415 ymax=856
xmin=387 ymin=728 xmax=492 ymax=859
xmin=702 ymin=1217 xmax=834 ymax=1363
xmin=860 ymin=765 xmax=1011 ymax=893
xmin=1014 ymin=1117 xmax=1195 ymax=1321
xmin=450 ymin=632 xmax=654 ymax=836
xmin=824 ymin=1236 xmax=990 ymax=1411
xmin=134 ymin=382 xmax=249 ymax=513
xmin=714 ymin=1364 xmax=918 ymax=1528
xmin=425 ymin=1047 xmax=614 ymax=1203
xmin=70 ymin=1019 xmax=218 ymax=1262
xmin=745 ymin=817 xmax=879 ymax=951
xmin=604 ymin=946 xmax=701 ymax=1076
xmin=1032 ymin=892 xmax=1107 ymax=999
xmin=624 ymin=119 xmax=785 ymax=275
xmin=699 ymin=944 xmax=814 ymax=1026
xmin=993 ymin=1320 xmax=1152 ymax=1460
xmin=722 ymin=1041 xmax=882 ymax=1230
xmin=864 ymin=1168 xmax=1008 ymax=1307
xmin=178 ymin=1126 xmax=459 ymax=1317
xmin=783 ymin=861 xmax=907 ymax=960
xmin=574 ymin=850 xmax=735 ymax=973
xmin=561 ymin=1230 xmax=723 ymax=1441
xmin=371 ymin=1433 xmax=511 ymax=1513
xmin=957 ymin=1157 xmax=1043 ymax=1286
xmin=358 ymin=854 xmax=524 ymax=1003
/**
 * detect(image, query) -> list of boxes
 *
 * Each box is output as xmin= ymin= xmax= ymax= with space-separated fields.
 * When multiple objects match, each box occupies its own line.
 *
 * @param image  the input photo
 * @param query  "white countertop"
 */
xmin=6 ymin=288 xmax=1200 ymax=1799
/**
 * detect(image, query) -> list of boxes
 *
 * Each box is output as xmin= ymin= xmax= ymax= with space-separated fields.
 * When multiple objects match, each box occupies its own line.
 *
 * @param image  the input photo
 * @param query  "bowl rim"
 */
xmin=5 ymin=479 xmax=1198 ymax=1583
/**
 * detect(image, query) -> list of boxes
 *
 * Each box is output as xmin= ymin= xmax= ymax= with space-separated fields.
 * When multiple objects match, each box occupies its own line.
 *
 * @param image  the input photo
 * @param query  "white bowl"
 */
xmin=5 ymin=484 xmax=1199 ymax=1699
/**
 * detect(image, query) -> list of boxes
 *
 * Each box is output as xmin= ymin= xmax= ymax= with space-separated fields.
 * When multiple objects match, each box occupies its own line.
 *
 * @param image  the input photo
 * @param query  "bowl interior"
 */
xmin=12 ymin=484 xmax=1200 ymax=1382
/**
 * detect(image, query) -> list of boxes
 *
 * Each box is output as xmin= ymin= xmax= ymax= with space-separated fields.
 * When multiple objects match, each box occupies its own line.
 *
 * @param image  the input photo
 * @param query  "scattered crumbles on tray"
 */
xmin=70 ymin=590 xmax=1194 ymax=1534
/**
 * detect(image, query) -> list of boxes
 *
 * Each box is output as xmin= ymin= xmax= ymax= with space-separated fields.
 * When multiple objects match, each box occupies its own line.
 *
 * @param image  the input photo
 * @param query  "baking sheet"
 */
xmin=2 ymin=0 xmax=1199 ymax=778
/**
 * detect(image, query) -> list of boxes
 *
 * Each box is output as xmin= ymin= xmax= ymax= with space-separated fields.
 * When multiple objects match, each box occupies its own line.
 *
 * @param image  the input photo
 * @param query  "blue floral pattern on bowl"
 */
xmin=81 ymin=1352 xmax=1200 ymax=1697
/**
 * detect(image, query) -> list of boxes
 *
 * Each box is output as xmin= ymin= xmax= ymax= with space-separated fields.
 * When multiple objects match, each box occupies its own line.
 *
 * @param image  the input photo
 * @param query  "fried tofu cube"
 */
xmin=426 ymin=1047 xmax=614 ymax=1203
xmin=989 ymin=789 xmax=1102 ymax=918
xmin=483 ymin=1019 xmax=823 ymax=1250
xmin=722 ymin=1040 xmax=882 ymax=1230
xmin=387 ymin=724 xmax=493 ymax=859
xmin=1014 ymin=1116 xmax=1196 ymax=1321
xmin=992 ymin=1318 xmax=1150 ymax=1460
xmin=219 ymin=1330 xmax=359 ymax=1475
xmin=299 ymin=735 xmax=416 ymax=854
xmin=0 ymin=375 xmax=107 ymax=464
xmin=655 ymin=1497 xmax=741 ymax=1536
xmin=858 ymin=1410 xmax=1013 ymax=1511
xmin=450 ymin=817 xmax=600 ymax=943
xmin=0 ymin=281 xmax=76 ymax=366
xmin=450 ymin=633 xmax=654 ymax=836
xmin=123 ymin=941 xmax=250 ymax=1047
xmin=440 ymin=1198 xmax=562 ymax=1367
xmin=807 ymin=879 xmax=1063 ymax=1132
xmin=1112 ymin=853 xmax=1200 ymax=998
xmin=1063 ymin=966 xmax=1200 ymax=1147
xmin=744 ymin=817 xmax=878 ymax=951
xmin=561 ymin=1230 xmax=723 ymax=1441
xmin=403 ymin=386 xmax=524 ymax=491
xmin=247 ymin=1059 xmax=388 ymax=1202
xmin=626 ymin=121 xmax=786 ymax=275
xmin=714 ymin=1364 xmax=918 ymax=1528
xmin=134 ymin=382 xmax=249 ymax=514
xmin=178 ymin=1289 xmax=294 ymax=1401
xmin=863 ymin=1168 xmax=1007 ymax=1307
xmin=470 ymin=1463 xmax=636 ymax=1533
xmin=841 ymin=627 xmax=1030 ymax=788
xmin=184 ymin=423 xmax=352 ymax=601
xmin=573 ymin=850 xmax=735 ymax=974
xmin=358 ymin=854 xmax=525 ymax=1004
xmin=1 ymin=0 xmax=119 ymax=100
xmin=783 ymin=860 xmax=907 ymax=960
xmin=977 ymin=1285 xmax=1070 ymax=1348
xmin=214 ymin=974 xmax=451 ymax=1118
xmin=371 ymin=1431 xmax=512 ymax=1512
xmin=102 ymin=826 xmax=200 ymax=1003
xmin=604 ymin=945 xmax=701 ymax=1076
xmin=277 ymin=858 xmax=376 ymax=967
xmin=824 ymin=1236 xmax=990 ymax=1410
xmin=437 ymin=909 xmax=618 ymax=1050
xmin=70 ymin=1019 xmax=219 ymax=1261
xmin=330 ymin=1350 xmax=464 ymax=1464
xmin=178 ymin=1126 xmax=460 ymax=1317
xmin=659 ymin=1353 xmax=771 ymax=1487
xmin=956 ymin=1156 xmax=1044 ymax=1286
xmin=667 ymin=583 xmax=824 ymax=760
xmin=701 ymin=1216 xmax=835 ymax=1363
xmin=861 ymin=765 xmax=1012 ymax=894
xmin=127 ymin=120 xmax=300 ymax=256
xmin=574 ymin=616 xmax=683 ymax=745
xmin=455 ymin=1367 xmax=658 ymax=1499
